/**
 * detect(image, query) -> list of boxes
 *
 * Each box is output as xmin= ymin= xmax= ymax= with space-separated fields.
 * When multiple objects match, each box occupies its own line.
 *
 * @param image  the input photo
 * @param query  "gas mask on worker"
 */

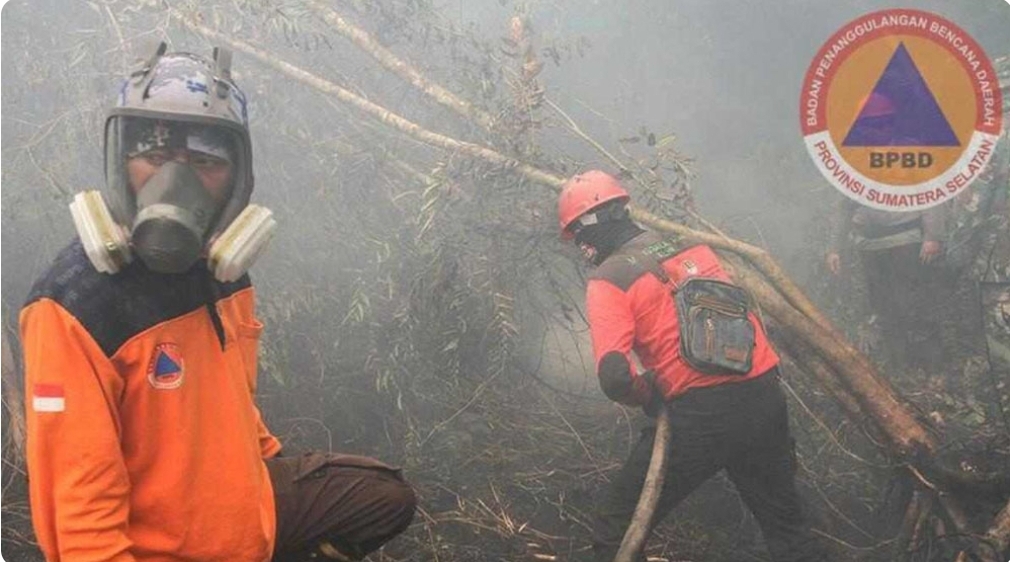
xmin=71 ymin=182 xmax=276 ymax=280
xmin=131 ymin=161 xmax=222 ymax=273
xmin=69 ymin=45 xmax=276 ymax=281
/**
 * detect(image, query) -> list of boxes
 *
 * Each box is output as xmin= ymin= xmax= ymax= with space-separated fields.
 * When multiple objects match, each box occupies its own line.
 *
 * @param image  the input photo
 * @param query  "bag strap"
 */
xmin=594 ymin=235 xmax=688 ymax=291
xmin=628 ymin=240 xmax=769 ymax=333
xmin=637 ymin=248 xmax=673 ymax=286
xmin=625 ymin=243 xmax=682 ymax=292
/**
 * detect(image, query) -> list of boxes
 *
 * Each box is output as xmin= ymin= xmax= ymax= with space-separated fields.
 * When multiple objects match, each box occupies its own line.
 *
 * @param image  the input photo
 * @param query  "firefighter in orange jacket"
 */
xmin=21 ymin=45 xmax=414 ymax=561
xmin=558 ymin=171 xmax=822 ymax=561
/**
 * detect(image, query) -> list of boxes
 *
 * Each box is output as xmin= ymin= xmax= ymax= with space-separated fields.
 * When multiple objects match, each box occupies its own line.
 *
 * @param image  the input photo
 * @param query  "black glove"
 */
xmin=640 ymin=370 xmax=665 ymax=418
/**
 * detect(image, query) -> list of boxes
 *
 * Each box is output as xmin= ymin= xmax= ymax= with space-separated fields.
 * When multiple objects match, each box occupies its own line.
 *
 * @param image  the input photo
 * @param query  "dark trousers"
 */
xmin=592 ymin=371 xmax=822 ymax=562
xmin=861 ymin=244 xmax=953 ymax=368
xmin=266 ymin=452 xmax=416 ymax=561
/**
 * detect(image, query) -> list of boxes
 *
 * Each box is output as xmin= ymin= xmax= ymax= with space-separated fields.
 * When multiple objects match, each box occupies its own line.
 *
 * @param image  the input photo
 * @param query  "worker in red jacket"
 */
xmin=558 ymin=170 xmax=823 ymax=561
xmin=21 ymin=44 xmax=414 ymax=561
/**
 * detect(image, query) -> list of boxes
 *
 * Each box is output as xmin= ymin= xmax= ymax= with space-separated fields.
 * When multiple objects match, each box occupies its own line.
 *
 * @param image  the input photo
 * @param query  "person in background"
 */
xmin=558 ymin=170 xmax=823 ymax=562
xmin=825 ymin=198 xmax=950 ymax=368
xmin=21 ymin=44 xmax=414 ymax=561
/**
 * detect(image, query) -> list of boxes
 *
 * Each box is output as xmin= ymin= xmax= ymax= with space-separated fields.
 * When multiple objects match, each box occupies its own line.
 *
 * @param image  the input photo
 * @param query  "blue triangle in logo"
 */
xmin=843 ymin=42 xmax=960 ymax=147
xmin=155 ymin=352 xmax=181 ymax=376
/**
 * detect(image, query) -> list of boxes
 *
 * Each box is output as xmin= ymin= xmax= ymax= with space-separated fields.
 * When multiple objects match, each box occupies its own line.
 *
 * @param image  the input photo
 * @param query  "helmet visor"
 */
xmin=104 ymin=114 xmax=250 ymax=232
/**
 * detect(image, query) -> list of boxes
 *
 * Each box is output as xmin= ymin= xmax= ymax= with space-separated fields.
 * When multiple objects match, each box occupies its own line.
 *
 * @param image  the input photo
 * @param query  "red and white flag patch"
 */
xmin=32 ymin=384 xmax=65 ymax=413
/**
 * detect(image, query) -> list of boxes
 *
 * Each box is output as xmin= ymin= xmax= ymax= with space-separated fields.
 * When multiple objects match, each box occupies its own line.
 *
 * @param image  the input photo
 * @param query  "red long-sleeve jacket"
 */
xmin=21 ymin=241 xmax=281 ymax=561
xmin=586 ymin=232 xmax=779 ymax=406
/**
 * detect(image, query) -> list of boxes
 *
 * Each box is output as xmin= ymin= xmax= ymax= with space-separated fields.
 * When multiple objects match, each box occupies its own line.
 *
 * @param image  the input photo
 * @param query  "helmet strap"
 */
xmin=125 ymin=41 xmax=168 ymax=107
xmin=207 ymin=47 xmax=242 ymax=129
xmin=131 ymin=41 xmax=167 ymax=84
xmin=212 ymin=47 xmax=233 ymax=99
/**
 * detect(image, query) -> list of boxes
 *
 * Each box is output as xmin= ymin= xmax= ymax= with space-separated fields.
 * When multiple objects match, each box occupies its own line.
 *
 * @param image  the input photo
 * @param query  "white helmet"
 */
xmin=71 ymin=43 xmax=275 ymax=280
xmin=104 ymin=43 xmax=254 ymax=241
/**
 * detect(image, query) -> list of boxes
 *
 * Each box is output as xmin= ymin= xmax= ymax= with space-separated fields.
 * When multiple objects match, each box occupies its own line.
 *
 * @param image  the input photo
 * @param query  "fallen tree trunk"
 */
xmin=172 ymin=5 xmax=1007 ymax=537
xmin=721 ymin=256 xmax=937 ymax=455
xmin=615 ymin=407 xmax=672 ymax=562
xmin=175 ymin=10 xmax=836 ymax=335
xmin=284 ymin=2 xmax=836 ymax=330
xmin=304 ymin=0 xmax=497 ymax=132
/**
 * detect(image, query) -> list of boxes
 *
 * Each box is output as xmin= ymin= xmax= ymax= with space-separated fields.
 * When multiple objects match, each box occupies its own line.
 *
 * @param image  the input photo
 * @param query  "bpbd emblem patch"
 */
xmin=148 ymin=342 xmax=185 ymax=390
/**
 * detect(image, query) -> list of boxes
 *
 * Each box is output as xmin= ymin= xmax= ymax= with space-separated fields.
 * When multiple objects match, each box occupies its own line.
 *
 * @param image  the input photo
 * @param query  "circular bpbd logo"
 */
xmin=800 ymin=9 xmax=1003 ymax=211
xmin=148 ymin=342 xmax=185 ymax=390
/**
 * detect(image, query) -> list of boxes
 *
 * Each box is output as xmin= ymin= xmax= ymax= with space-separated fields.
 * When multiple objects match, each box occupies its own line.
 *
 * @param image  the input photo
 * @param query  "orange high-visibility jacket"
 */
xmin=586 ymin=232 xmax=780 ymax=402
xmin=21 ymin=241 xmax=282 ymax=562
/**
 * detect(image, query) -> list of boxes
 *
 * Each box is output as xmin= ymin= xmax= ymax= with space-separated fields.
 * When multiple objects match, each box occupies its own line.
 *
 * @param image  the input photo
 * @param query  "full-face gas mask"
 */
xmin=69 ymin=44 xmax=275 ymax=281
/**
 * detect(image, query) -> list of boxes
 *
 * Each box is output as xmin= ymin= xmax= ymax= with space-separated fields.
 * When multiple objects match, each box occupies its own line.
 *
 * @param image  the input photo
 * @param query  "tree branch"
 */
xmin=304 ymin=0 xmax=496 ymax=132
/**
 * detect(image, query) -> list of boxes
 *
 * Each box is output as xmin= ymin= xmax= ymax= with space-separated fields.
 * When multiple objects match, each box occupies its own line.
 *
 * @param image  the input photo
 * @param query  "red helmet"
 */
xmin=557 ymin=170 xmax=630 ymax=239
